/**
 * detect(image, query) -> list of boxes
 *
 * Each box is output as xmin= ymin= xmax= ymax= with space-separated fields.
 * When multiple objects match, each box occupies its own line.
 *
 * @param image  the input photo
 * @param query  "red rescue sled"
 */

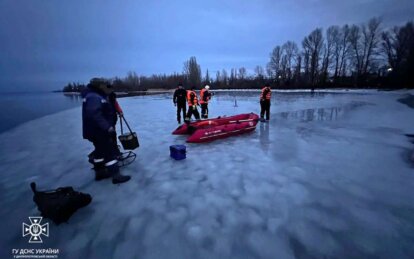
xmin=172 ymin=113 xmax=260 ymax=143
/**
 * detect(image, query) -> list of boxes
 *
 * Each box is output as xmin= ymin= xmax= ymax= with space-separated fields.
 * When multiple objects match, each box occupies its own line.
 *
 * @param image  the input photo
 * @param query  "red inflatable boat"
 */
xmin=172 ymin=113 xmax=259 ymax=143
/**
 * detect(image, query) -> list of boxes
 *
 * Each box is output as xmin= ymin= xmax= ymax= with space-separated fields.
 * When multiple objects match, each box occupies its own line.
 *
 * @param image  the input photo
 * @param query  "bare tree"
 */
xmin=267 ymin=46 xmax=282 ymax=79
xmin=238 ymin=67 xmax=247 ymax=80
xmin=321 ymin=26 xmax=337 ymax=83
xmin=338 ymin=25 xmax=351 ymax=77
xmin=266 ymin=63 xmax=274 ymax=79
xmin=293 ymin=55 xmax=302 ymax=82
xmin=349 ymin=24 xmax=363 ymax=75
xmin=205 ymin=69 xmax=211 ymax=84
xmin=221 ymin=69 xmax=228 ymax=86
xmin=183 ymin=56 xmax=202 ymax=87
xmin=382 ymin=22 xmax=414 ymax=70
xmin=125 ymin=71 xmax=140 ymax=90
xmin=349 ymin=18 xmax=382 ymax=79
xmin=362 ymin=17 xmax=382 ymax=74
xmin=215 ymin=71 xmax=221 ymax=85
xmin=280 ymin=55 xmax=288 ymax=80
xmin=254 ymin=65 xmax=265 ymax=79
xmin=282 ymin=41 xmax=299 ymax=80
xmin=302 ymin=28 xmax=324 ymax=86
xmin=230 ymin=68 xmax=236 ymax=86
xmin=382 ymin=27 xmax=398 ymax=69
xmin=302 ymin=50 xmax=310 ymax=81
xmin=331 ymin=25 xmax=351 ymax=78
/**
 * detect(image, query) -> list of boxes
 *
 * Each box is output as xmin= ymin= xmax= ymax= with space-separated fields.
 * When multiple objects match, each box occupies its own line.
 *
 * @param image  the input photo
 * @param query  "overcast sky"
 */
xmin=0 ymin=0 xmax=413 ymax=91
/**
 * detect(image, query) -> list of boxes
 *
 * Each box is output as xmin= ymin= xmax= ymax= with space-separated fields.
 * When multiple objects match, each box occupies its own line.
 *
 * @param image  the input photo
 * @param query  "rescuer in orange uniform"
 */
xmin=199 ymin=85 xmax=212 ymax=119
xmin=260 ymin=83 xmax=272 ymax=121
xmin=185 ymin=86 xmax=200 ymax=122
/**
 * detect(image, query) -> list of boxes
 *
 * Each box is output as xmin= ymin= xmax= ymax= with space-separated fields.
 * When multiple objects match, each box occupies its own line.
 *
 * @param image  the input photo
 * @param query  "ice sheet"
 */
xmin=0 ymin=90 xmax=413 ymax=258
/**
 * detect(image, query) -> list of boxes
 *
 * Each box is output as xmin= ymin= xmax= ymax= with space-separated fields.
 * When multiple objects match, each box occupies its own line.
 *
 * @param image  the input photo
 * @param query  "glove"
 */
xmin=192 ymin=105 xmax=196 ymax=109
xmin=174 ymin=103 xmax=177 ymax=107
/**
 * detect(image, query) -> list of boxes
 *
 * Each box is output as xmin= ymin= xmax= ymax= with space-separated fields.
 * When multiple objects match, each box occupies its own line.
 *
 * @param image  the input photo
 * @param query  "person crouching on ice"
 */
xmin=260 ymin=83 xmax=272 ymax=121
xmin=82 ymin=78 xmax=131 ymax=184
xmin=200 ymin=85 xmax=212 ymax=119
xmin=185 ymin=86 xmax=200 ymax=123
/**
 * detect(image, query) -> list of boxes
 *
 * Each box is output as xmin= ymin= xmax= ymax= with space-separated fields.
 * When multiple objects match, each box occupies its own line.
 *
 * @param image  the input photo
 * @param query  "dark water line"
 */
xmin=0 ymin=93 xmax=83 ymax=134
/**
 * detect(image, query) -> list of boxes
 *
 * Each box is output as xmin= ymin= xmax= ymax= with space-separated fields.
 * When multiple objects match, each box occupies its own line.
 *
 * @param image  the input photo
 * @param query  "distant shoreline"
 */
xmin=60 ymin=88 xmax=412 ymax=98
xmin=62 ymin=90 xmax=172 ymax=98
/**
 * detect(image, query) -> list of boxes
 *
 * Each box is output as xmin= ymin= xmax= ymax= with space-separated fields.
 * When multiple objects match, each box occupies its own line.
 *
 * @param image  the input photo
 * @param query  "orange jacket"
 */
xmin=260 ymin=87 xmax=271 ymax=101
xmin=199 ymin=88 xmax=211 ymax=104
xmin=187 ymin=90 xmax=198 ymax=106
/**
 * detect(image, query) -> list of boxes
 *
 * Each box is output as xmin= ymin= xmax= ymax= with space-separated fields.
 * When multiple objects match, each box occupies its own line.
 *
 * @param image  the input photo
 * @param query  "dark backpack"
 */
xmin=30 ymin=182 xmax=92 ymax=225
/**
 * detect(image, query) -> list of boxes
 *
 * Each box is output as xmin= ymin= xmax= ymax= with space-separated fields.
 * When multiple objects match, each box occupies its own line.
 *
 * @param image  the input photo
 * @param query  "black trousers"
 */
xmin=260 ymin=100 xmax=271 ymax=120
xmin=201 ymin=103 xmax=209 ymax=119
xmin=185 ymin=106 xmax=200 ymax=121
xmin=176 ymin=103 xmax=186 ymax=123
xmin=90 ymin=135 xmax=119 ymax=165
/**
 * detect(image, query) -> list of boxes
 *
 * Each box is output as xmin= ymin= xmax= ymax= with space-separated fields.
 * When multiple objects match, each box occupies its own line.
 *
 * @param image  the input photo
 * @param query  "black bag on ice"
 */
xmin=30 ymin=182 xmax=92 ymax=224
xmin=118 ymin=115 xmax=139 ymax=150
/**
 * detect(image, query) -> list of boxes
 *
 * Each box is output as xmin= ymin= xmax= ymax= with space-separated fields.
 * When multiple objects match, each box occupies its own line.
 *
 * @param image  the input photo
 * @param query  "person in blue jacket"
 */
xmin=82 ymin=78 xmax=131 ymax=184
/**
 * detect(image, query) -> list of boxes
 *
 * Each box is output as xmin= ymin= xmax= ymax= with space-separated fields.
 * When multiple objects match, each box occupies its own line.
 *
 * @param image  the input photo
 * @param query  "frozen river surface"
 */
xmin=0 ymin=90 xmax=414 ymax=259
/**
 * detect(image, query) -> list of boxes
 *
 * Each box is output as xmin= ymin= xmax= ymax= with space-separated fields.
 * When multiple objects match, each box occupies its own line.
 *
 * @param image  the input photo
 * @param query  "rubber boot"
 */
xmin=94 ymin=162 xmax=113 ymax=181
xmin=88 ymin=150 xmax=96 ymax=165
xmin=108 ymin=164 xmax=131 ymax=184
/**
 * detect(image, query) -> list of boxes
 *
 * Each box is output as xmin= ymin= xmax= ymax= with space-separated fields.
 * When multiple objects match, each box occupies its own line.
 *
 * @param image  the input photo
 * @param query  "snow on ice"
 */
xmin=0 ymin=90 xmax=414 ymax=259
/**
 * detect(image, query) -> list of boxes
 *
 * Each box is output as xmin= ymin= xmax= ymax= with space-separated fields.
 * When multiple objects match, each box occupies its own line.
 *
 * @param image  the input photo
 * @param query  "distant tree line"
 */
xmin=63 ymin=18 xmax=414 ymax=92
xmin=264 ymin=18 xmax=414 ymax=89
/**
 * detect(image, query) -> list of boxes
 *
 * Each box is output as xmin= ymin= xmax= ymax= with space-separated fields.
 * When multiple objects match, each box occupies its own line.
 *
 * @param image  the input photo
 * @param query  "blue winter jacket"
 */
xmin=82 ymin=88 xmax=117 ymax=140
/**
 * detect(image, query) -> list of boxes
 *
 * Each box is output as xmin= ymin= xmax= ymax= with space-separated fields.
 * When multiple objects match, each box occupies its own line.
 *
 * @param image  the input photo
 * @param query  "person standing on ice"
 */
xmin=87 ymin=89 xmax=123 ymax=163
xmin=185 ymin=86 xmax=201 ymax=123
xmin=199 ymin=85 xmax=212 ymax=119
xmin=260 ymin=83 xmax=272 ymax=121
xmin=82 ymin=78 xmax=131 ymax=184
xmin=173 ymin=83 xmax=187 ymax=124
